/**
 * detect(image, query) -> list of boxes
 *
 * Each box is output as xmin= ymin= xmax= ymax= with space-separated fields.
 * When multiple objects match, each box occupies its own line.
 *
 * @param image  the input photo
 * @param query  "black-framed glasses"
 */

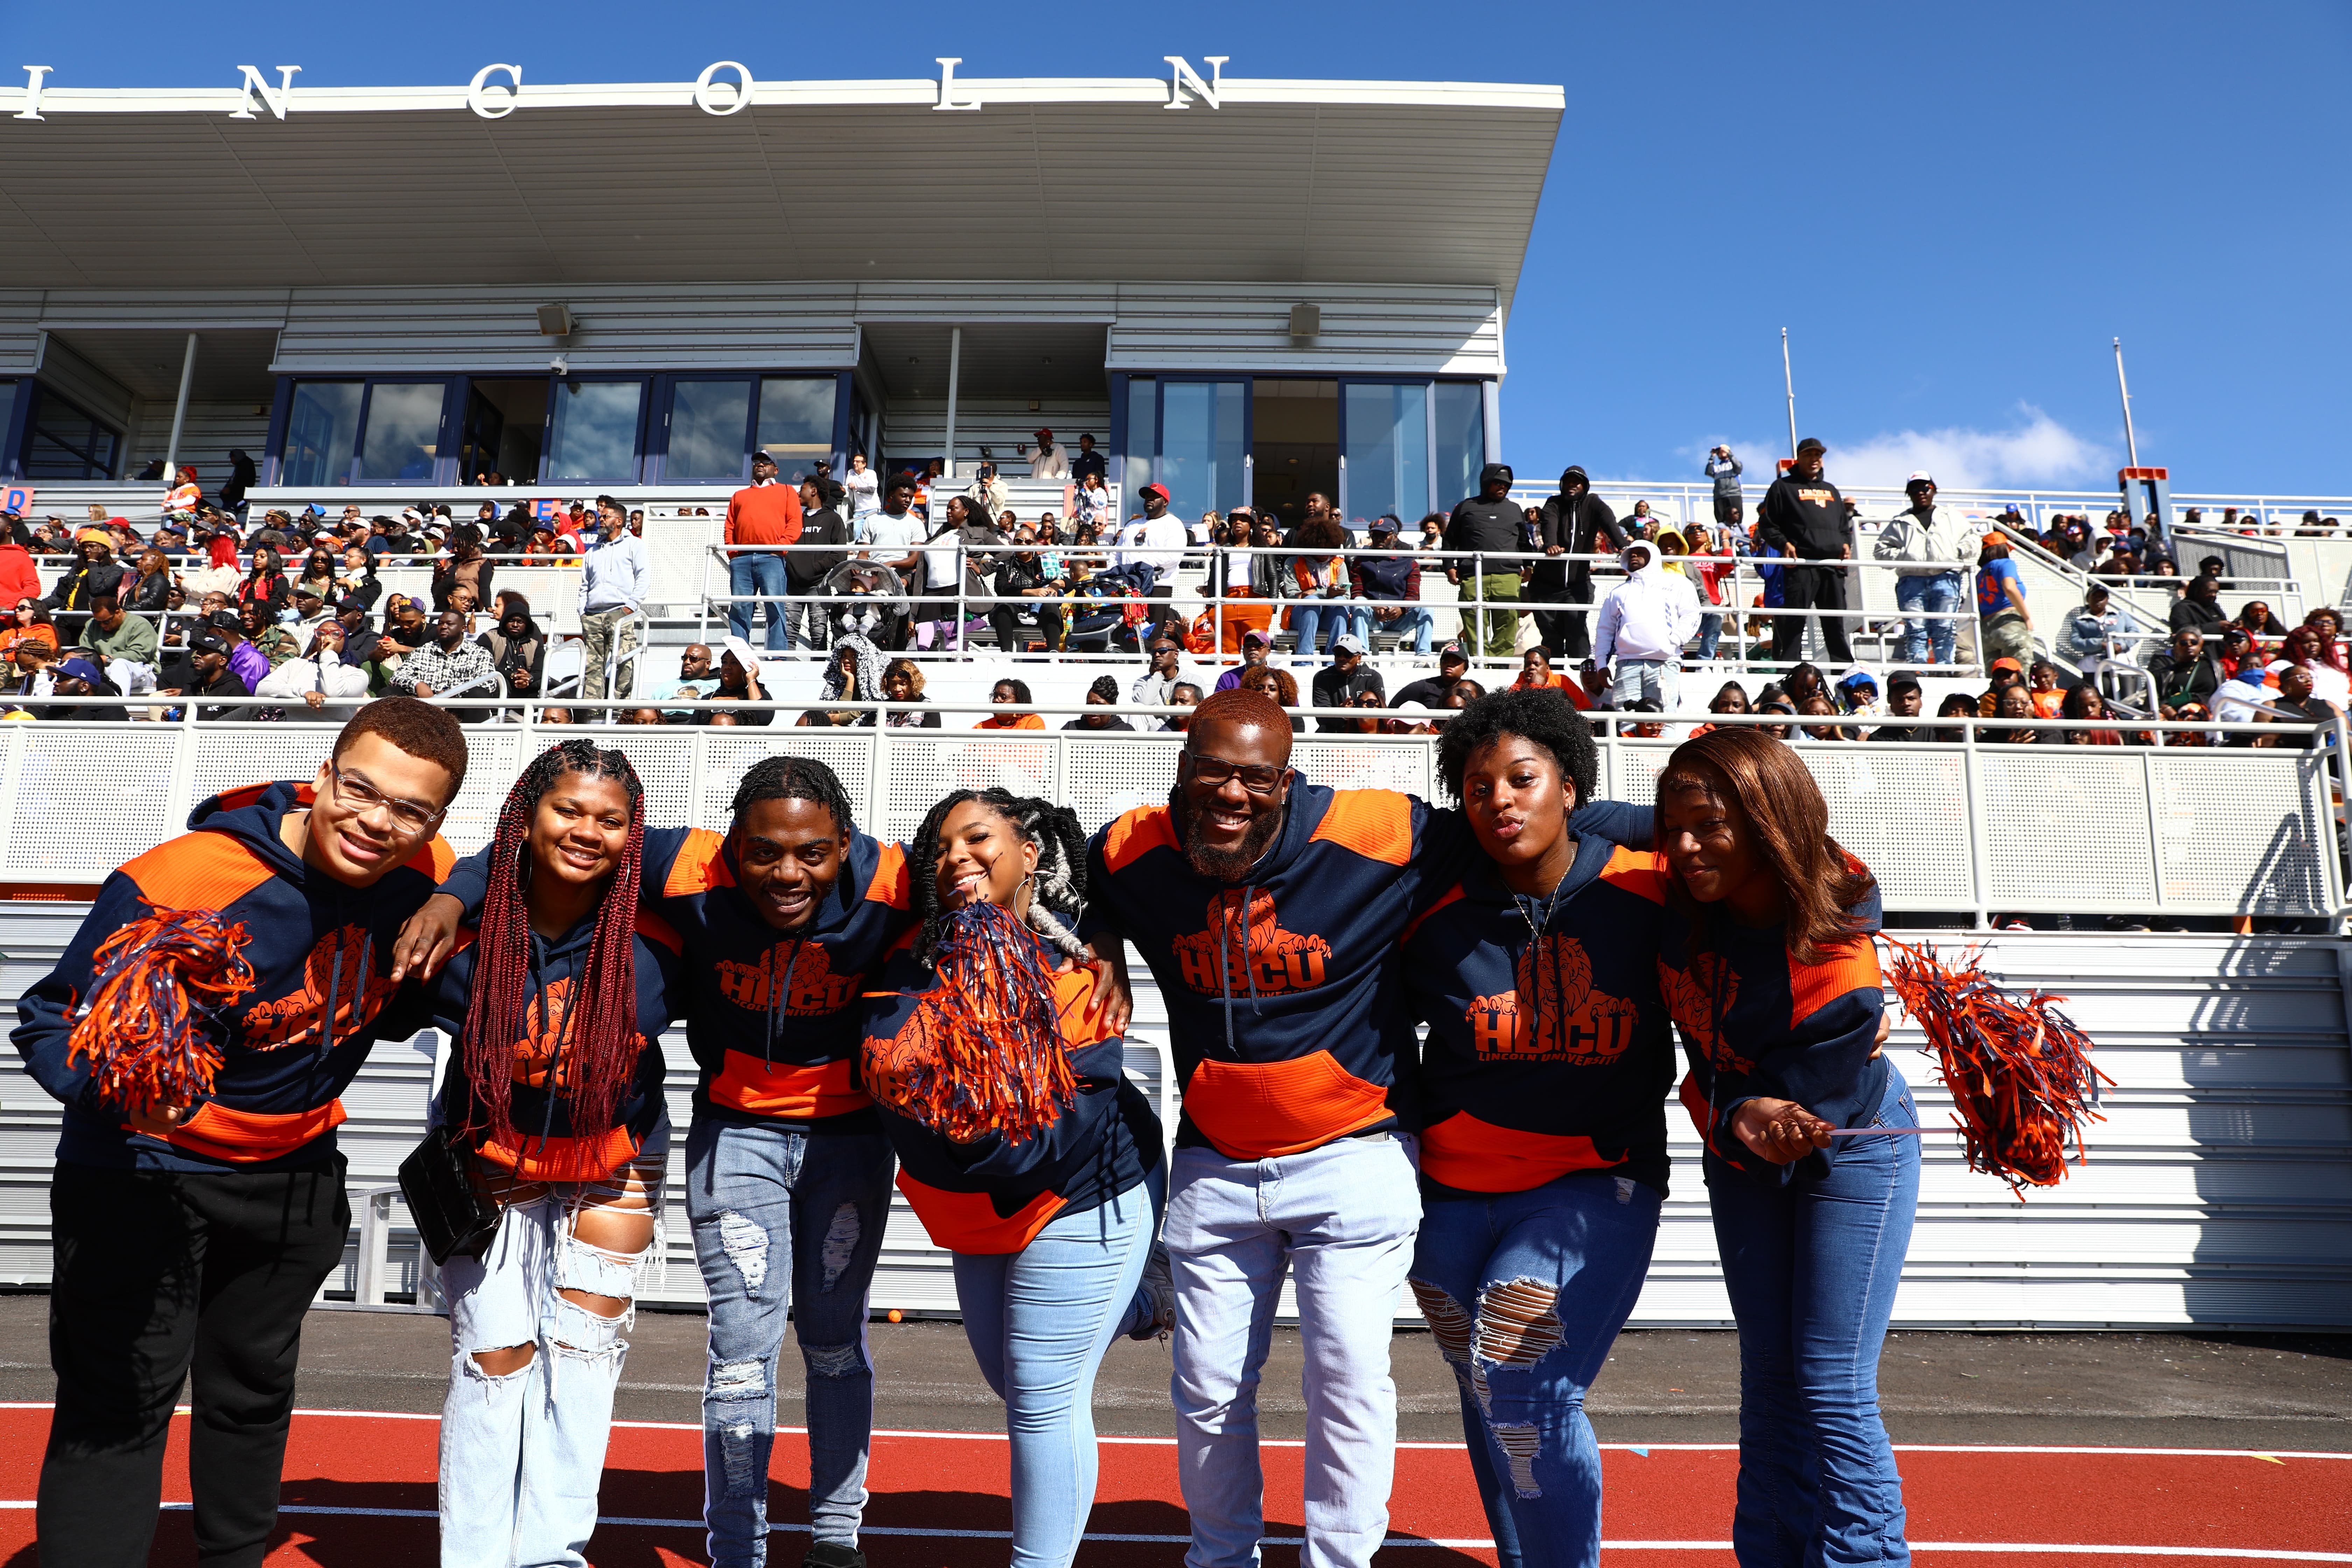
xmin=1184 ymin=751 xmax=1287 ymax=796
xmin=326 ymin=759 xmax=446 ymax=835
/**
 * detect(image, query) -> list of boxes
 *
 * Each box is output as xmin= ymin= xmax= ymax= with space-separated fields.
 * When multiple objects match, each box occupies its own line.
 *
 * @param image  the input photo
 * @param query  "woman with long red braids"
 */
xmin=427 ymin=738 xmax=680 ymax=1567
xmin=859 ymin=787 xmax=1169 ymax=1568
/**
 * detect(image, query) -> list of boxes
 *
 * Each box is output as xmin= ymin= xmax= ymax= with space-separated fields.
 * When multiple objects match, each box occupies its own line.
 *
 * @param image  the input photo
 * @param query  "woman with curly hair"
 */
xmin=1397 ymin=689 xmax=1675 ymax=1568
xmin=860 ymin=787 xmax=1169 ymax=1568
xmin=427 ymin=739 xmax=680 ymax=1567
xmin=1652 ymin=728 xmax=1913 ymax=1568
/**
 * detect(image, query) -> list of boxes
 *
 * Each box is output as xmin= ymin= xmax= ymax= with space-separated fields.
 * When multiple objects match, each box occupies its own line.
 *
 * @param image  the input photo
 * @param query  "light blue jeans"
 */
xmin=1608 ymin=658 xmax=1679 ymax=712
xmin=1164 ymin=1132 xmax=1423 ymax=1568
xmin=951 ymin=1165 xmax=1167 ymax=1568
xmin=1705 ymin=1066 xmax=1920 ymax=1568
xmin=685 ymin=1115 xmax=895 ymax=1567
xmin=729 ymin=552 xmax=790 ymax=651
xmin=1893 ymin=573 xmax=1962 ymax=665
xmin=1408 ymin=1171 xmax=1664 ymax=1568
xmin=438 ymin=1117 xmax=671 ymax=1568
xmin=1698 ymin=612 xmax=1724 ymax=659
xmin=1372 ymin=605 xmax=1435 ymax=653
xmin=1287 ymin=602 xmax=1369 ymax=661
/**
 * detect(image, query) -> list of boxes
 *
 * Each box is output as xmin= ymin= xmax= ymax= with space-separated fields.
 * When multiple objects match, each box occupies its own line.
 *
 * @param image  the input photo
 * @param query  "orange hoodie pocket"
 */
xmin=708 ymin=1054 xmax=870 ymax=1119
xmin=160 ymin=1100 xmax=348 ymax=1163
xmin=895 ymin=1171 xmax=1065 ymax=1255
xmin=1183 ymin=1051 xmax=1392 ymax=1160
xmin=1418 ymin=1111 xmax=1621 ymax=1194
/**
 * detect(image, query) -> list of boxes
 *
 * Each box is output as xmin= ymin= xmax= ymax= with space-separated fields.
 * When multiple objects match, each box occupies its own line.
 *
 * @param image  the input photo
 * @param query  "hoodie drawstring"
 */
xmin=765 ymin=941 xmax=803 ymax=1073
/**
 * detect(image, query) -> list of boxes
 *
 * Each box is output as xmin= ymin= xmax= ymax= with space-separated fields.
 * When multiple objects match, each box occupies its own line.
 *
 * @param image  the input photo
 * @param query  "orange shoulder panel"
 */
xmin=864 ymin=841 xmax=911 ymax=908
xmin=1400 ymin=882 xmax=1467 ymax=947
xmin=120 ymin=831 xmax=274 ymax=913
xmin=1100 ymin=806 xmax=1180 ymax=876
xmin=1051 ymin=966 xmax=1119 ymax=1049
xmin=1307 ymin=790 xmax=1413 ymax=868
xmin=1787 ymin=937 xmax=1883 ymax=1026
xmin=633 ymin=909 xmax=684 ymax=955
xmin=663 ymin=828 xmax=729 ymax=898
xmin=208 ymin=781 xmax=279 ymax=814
xmin=1598 ymin=846 xmax=1671 ymax=906
xmin=404 ymin=835 xmax=456 ymax=883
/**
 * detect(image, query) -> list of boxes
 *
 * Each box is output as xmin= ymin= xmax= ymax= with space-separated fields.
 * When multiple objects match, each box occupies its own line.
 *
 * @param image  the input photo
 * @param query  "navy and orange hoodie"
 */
xmin=859 ymin=926 xmax=1161 ymax=1253
xmin=14 ymin=780 xmax=453 ymax=1172
xmin=1402 ymin=836 xmax=1677 ymax=1199
xmin=437 ymin=826 xmax=914 ymax=1133
xmin=427 ymin=911 xmax=680 ymax=1183
xmin=1083 ymin=781 xmax=1464 ymax=1159
xmin=1658 ymin=896 xmax=1887 ymax=1186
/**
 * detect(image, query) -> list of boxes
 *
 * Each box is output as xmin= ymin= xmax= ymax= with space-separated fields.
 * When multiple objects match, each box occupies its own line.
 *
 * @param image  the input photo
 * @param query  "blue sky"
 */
xmin=14 ymin=0 xmax=2347 ymax=498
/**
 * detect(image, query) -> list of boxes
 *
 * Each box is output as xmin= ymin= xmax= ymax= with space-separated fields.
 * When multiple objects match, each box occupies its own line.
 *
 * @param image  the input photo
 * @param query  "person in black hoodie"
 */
xmin=1444 ymin=463 xmax=1527 ymax=659
xmin=1756 ymin=439 xmax=1854 ymax=666
xmin=1532 ymin=466 xmax=1627 ymax=659
xmin=12 ymin=698 xmax=467 ymax=1567
xmin=788 ymin=476 xmax=853 ymax=652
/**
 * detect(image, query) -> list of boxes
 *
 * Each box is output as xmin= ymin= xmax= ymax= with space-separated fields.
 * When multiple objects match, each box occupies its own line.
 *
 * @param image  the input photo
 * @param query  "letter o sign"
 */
xmin=694 ymin=61 xmax=754 ymax=116
xmin=467 ymin=63 xmax=522 ymax=120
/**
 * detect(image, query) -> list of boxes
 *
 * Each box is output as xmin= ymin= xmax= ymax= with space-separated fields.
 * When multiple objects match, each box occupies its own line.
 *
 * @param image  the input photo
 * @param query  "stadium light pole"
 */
xmin=2113 ymin=337 xmax=2140 ymax=470
xmin=1781 ymin=328 xmax=1798 ymax=460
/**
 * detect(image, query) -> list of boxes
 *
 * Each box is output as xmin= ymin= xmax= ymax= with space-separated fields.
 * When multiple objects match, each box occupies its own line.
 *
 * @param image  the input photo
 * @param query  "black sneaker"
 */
xmin=805 ymin=1542 xmax=867 ymax=1568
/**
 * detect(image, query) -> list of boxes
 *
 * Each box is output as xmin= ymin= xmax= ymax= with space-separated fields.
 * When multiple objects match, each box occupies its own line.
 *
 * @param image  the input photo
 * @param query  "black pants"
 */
xmin=990 ymin=602 xmax=1065 ymax=653
xmin=40 ymin=1158 xmax=350 ymax=1568
xmin=1527 ymin=579 xmax=1592 ymax=658
xmin=1772 ymin=561 xmax=1852 ymax=665
xmin=1713 ymin=495 xmax=1743 ymax=528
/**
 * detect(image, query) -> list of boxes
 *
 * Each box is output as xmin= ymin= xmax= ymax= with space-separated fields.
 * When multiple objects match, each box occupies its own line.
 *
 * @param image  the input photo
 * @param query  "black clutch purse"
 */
xmin=398 ymin=1124 xmax=504 ymax=1265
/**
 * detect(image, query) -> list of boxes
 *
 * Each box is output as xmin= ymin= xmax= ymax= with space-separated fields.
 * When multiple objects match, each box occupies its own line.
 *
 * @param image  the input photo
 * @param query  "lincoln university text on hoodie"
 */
xmin=1659 ymin=906 xmax=1887 ymax=1187
xmin=1402 ymin=838 xmax=1677 ymax=1198
xmin=428 ymin=912 xmax=681 ymax=1183
xmin=1082 ymin=782 xmax=1474 ymax=1159
xmin=439 ymin=826 xmax=914 ymax=1132
xmin=860 ymin=929 xmax=1162 ymax=1253
xmin=13 ymin=781 xmax=454 ymax=1171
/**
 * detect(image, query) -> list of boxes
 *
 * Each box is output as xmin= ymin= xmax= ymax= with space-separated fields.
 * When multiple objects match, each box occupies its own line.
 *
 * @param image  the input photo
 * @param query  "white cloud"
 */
xmin=1817 ymin=406 xmax=2114 ymax=492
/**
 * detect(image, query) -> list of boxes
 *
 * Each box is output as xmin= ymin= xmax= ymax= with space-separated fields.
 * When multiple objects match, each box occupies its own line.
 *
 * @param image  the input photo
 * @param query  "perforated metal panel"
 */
xmin=871 ymin=734 xmax=1058 ymax=841
xmin=0 ymin=726 xmax=184 ymax=881
xmin=1799 ymin=746 xmax=1977 ymax=910
xmin=1289 ymin=739 xmax=1429 ymax=797
xmin=2148 ymin=751 xmax=2332 ymax=914
xmin=1062 ymin=733 xmax=1184 ymax=828
xmin=579 ymin=728 xmax=702 ymax=830
xmin=696 ymin=731 xmax=876 ymax=832
xmin=1980 ymin=748 xmax=2159 ymax=909
xmin=434 ymin=729 xmax=524 ymax=855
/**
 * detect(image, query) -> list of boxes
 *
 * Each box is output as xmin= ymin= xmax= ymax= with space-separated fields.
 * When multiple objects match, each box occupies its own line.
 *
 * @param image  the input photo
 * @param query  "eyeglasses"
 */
xmin=326 ymin=759 xmax=445 ymax=835
xmin=1184 ymin=751 xmax=1287 ymax=795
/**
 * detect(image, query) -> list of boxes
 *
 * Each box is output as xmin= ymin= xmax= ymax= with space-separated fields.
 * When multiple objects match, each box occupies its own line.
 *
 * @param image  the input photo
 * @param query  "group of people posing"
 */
xmin=18 ymin=684 xmax=1918 ymax=1568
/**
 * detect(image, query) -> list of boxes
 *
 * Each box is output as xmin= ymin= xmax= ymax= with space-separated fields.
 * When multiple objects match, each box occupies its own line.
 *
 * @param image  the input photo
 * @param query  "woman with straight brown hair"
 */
xmin=1651 ymin=728 xmax=1916 ymax=1568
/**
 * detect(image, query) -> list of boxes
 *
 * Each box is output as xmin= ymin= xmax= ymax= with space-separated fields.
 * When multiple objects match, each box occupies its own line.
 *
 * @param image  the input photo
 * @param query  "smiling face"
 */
xmin=1660 ymin=769 xmax=1769 ymax=912
xmin=1177 ymin=713 xmax=1292 ymax=880
xmin=528 ymin=771 xmax=635 ymax=899
xmin=305 ymin=734 xmax=457 ymax=887
xmin=732 ymin=796 xmax=849 ymax=932
xmin=933 ymin=798 xmax=1039 ymax=917
xmin=1460 ymin=733 xmax=1577 ymax=890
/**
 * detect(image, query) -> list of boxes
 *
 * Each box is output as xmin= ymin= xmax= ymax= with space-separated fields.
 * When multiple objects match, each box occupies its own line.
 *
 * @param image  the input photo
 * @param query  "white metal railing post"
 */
xmin=1961 ymin=715 xmax=1991 ymax=930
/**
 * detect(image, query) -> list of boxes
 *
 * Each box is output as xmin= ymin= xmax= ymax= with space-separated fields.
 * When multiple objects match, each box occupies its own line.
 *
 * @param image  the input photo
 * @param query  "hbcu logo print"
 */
xmin=715 ymin=940 xmax=860 ymax=1017
xmin=1463 ymin=934 xmax=1638 ymax=1064
xmin=1170 ymin=889 xmax=1331 ymax=996
xmin=240 ymin=924 xmax=397 ymax=1050
xmin=1658 ymin=952 xmax=1754 ymax=1074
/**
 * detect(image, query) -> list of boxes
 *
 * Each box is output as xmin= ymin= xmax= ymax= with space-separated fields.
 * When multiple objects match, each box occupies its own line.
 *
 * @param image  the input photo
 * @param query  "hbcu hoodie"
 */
xmin=859 ymin=927 xmax=1162 ymax=1253
xmin=1402 ymin=835 xmax=1678 ymax=1198
xmin=428 ymin=910 xmax=681 ymax=1183
xmin=436 ymin=825 xmax=916 ymax=1132
xmin=14 ymin=780 xmax=453 ymax=1171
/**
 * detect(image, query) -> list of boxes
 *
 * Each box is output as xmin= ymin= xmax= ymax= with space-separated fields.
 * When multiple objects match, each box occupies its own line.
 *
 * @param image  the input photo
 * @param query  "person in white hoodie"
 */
xmin=1593 ymin=539 xmax=1701 ymax=711
xmin=1872 ymin=472 xmax=1976 ymax=665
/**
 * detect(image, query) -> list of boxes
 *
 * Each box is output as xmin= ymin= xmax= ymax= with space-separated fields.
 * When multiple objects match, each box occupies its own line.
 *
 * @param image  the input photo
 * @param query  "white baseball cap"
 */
xmin=1905 ymin=471 xmax=1935 ymax=487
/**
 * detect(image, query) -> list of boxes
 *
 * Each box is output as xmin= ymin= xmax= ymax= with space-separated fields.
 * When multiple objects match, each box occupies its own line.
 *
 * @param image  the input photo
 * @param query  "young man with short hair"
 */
xmin=15 ymin=698 xmax=467 ymax=1567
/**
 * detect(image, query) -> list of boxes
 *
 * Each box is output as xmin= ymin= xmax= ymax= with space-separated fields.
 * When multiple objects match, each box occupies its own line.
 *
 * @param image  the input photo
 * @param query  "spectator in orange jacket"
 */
xmin=724 ymin=450 xmax=806 ymax=651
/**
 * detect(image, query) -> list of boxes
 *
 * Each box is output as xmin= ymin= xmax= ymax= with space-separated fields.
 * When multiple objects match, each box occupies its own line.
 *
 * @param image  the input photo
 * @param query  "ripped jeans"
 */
xmin=685 ymin=1114 xmax=895 ymax=1567
xmin=1407 ymin=1169 xmax=1663 ymax=1568
xmin=438 ymin=1120 xmax=670 ymax=1568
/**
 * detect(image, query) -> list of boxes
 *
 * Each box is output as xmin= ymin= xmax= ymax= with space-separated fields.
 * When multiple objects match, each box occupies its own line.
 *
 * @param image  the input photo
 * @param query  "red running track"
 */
xmin=0 ymin=1404 xmax=2343 ymax=1566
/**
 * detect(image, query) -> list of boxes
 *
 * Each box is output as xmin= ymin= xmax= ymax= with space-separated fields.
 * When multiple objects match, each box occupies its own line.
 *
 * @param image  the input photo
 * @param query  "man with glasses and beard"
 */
xmin=1078 ymin=687 xmax=1645 ymax=1568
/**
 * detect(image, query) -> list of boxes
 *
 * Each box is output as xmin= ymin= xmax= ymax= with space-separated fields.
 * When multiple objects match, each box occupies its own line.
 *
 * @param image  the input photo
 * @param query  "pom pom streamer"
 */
xmin=65 ymin=902 xmax=258 ymax=1110
xmin=866 ymin=902 xmax=1078 ymax=1145
xmin=1881 ymin=938 xmax=2112 ymax=1195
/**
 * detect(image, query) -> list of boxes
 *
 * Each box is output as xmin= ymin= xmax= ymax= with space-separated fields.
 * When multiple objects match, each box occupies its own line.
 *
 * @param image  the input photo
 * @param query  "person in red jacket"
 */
xmin=725 ymin=449 xmax=805 ymax=653
xmin=0 ymin=518 xmax=44 ymax=607
xmin=11 ymin=698 xmax=467 ymax=1567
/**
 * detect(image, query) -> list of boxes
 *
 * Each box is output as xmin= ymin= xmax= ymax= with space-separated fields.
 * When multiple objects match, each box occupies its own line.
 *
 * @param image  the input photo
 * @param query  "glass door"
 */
xmin=1339 ymin=382 xmax=1430 ymax=527
xmin=1156 ymin=379 xmax=1250 ymax=524
xmin=659 ymin=377 xmax=755 ymax=483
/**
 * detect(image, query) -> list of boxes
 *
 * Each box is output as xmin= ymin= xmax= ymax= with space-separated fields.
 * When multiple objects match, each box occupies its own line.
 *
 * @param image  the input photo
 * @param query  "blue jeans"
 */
xmin=1287 ymin=602 xmax=1369 ymax=661
xmin=1698 ymin=612 xmax=1724 ymax=659
xmin=1372 ymin=605 xmax=1434 ymax=653
xmin=1892 ymin=574 xmax=1961 ymax=665
xmin=1704 ymin=1066 xmax=1919 ymax=1568
xmin=1408 ymin=1171 xmax=1663 ymax=1568
xmin=730 ymin=552 xmax=789 ymax=651
xmin=951 ymin=1166 xmax=1166 ymax=1568
xmin=685 ymin=1115 xmax=896 ymax=1567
